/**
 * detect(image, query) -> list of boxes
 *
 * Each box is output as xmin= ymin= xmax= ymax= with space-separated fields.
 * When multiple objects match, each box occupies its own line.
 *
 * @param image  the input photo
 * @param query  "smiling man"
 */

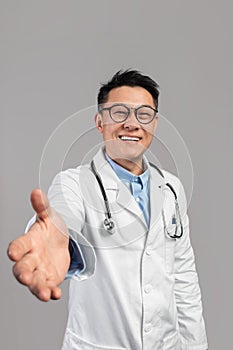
xmin=8 ymin=70 xmax=208 ymax=349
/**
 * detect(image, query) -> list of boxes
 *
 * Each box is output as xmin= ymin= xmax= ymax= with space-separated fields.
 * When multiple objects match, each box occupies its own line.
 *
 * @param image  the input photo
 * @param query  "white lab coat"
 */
xmin=45 ymin=148 xmax=208 ymax=350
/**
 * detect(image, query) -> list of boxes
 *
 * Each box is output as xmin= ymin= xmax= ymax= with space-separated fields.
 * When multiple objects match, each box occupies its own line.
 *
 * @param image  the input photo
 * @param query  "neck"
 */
xmin=106 ymin=151 xmax=144 ymax=175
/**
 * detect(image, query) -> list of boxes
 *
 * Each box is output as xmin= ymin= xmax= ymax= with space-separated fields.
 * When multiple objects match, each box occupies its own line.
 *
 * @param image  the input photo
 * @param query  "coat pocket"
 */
xmin=62 ymin=329 xmax=126 ymax=350
xmin=164 ymin=234 xmax=176 ymax=274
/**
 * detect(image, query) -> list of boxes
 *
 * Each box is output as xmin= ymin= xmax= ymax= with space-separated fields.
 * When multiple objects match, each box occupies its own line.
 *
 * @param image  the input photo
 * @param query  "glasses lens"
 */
xmin=110 ymin=105 xmax=129 ymax=122
xmin=137 ymin=106 xmax=156 ymax=124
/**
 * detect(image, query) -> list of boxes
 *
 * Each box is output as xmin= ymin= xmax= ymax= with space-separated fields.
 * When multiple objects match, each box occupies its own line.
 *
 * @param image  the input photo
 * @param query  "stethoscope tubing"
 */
xmin=90 ymin=160 xmax=183 ymax=239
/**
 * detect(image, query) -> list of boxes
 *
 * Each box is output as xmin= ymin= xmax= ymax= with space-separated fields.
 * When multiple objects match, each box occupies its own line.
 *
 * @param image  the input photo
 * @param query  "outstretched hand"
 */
xmin=7 ymin=189 xmax=70 ymax=302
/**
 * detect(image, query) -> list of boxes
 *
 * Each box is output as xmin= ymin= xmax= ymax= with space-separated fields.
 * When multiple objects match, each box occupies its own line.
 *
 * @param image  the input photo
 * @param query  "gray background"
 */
xmin=1 ymin=0 xmax=232 ymax=349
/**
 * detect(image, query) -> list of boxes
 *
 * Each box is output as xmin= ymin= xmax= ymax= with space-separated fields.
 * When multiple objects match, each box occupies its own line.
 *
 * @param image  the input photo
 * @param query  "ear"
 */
xmin=95 ymin=113 xmax=103 ymax=133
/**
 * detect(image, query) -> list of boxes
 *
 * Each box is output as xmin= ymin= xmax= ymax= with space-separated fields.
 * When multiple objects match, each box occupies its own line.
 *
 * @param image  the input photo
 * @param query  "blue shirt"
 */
xmin=67 ymin=154 xmax=151 ymax=277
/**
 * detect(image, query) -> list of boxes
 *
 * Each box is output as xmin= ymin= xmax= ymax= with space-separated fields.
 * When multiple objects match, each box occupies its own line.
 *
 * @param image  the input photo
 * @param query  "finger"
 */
xmin=29 ymin=270 xmax=52 ymax=302
xmin=51 ymin=287 xmax=62 ymax=300
xmin=30 ymin=189 xmax=51 ymax=221
xmin=7 ymin=234 xmax=33 ymax=262
xmin=12 ymin=253 xmax=39 ymax=285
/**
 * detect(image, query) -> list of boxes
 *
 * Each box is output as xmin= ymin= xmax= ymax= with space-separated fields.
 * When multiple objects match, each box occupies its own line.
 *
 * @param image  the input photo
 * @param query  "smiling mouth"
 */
xmin=119 ymin=136 xmax=142 ymax=142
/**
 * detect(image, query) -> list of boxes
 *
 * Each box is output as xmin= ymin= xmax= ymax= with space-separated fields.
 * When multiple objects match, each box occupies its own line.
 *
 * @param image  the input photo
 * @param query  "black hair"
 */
xmin=97 ymin=69 xmax=159 ymax=111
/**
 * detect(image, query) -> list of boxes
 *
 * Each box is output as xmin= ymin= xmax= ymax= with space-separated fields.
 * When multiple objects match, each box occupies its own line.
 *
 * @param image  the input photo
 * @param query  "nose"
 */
xmin=123 ymin=109 xmax=140 ymax=130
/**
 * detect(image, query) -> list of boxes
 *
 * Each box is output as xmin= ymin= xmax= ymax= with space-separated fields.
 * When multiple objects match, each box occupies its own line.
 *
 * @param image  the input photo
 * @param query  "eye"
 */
xmin=138 ymin=112 xmax=151 ymax=116
xmin=137 ymin=107 xmax=154 ymax=121
xmin=115 ymin=110 xmax=127 ymax=115
xmin=111 ymin=106 xmax=128 ymax=116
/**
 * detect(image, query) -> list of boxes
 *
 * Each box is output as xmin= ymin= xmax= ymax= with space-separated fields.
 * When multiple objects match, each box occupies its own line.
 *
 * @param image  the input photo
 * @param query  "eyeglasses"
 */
xmin=100 ymin=103 xmax=158 ymax=124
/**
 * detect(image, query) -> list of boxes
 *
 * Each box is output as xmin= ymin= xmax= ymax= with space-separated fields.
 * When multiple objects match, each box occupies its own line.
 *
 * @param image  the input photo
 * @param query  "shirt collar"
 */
xmin=105 ymin=152 xmax=150 ymax=189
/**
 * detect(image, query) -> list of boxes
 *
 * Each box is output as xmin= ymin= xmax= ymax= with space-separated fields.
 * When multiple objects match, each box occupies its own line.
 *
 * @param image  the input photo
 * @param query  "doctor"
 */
xmin=8 ymin=70 xmax=208 ymax=349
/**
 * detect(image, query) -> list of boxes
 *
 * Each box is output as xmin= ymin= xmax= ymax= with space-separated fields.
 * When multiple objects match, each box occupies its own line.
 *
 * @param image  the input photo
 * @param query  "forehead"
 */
xmin=106 ymin=86 xmax=155 ymax=107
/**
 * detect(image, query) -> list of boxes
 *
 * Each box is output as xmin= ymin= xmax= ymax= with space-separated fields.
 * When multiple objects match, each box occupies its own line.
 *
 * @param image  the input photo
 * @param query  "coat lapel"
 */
xmin=115 ymin=180 xmax=147 ymax=228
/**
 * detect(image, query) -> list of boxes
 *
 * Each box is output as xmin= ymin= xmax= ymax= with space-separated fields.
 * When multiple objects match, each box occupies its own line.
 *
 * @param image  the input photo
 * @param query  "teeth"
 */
xmin=120 ymin=136 xmax=140 ymax=141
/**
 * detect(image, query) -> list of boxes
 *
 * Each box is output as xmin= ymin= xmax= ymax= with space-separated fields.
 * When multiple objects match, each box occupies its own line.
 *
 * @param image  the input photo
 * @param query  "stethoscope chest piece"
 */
xmin=104 ymin=218 xmax=115 ymax=233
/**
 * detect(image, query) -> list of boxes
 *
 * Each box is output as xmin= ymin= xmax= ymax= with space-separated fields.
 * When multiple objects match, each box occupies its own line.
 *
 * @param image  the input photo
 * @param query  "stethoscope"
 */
xmin=90 ymin=160 xmax=183 ymax=239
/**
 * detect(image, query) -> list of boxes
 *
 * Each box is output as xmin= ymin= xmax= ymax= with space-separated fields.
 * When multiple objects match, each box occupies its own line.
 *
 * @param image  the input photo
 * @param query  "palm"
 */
xmin=7 ymin=189 xmax=70 ymax=301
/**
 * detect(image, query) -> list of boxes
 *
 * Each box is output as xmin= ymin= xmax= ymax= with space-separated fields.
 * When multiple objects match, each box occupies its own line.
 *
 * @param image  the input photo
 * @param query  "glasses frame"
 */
xmin=99 ymin=103 xmax=158 ymax=125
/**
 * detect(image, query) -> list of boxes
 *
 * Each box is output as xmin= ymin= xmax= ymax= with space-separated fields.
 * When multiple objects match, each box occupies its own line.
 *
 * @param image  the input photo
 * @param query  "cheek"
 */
xmin=143 ymin=135 xmax=154 ymax=147
xmin=102 ymin=125 xmax=120 ymax=139
xmin=143 ymin=126 xmax=156 ymax=140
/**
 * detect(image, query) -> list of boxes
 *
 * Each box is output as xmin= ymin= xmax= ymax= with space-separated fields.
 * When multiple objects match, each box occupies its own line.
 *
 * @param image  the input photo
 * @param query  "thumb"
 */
xmin=30 ymin=189 xmax=50 ymax=220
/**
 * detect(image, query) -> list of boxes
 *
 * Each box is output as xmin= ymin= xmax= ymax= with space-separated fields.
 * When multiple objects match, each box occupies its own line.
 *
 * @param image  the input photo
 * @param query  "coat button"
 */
xmin=144 ymin=325 xmax=152 ymax=333
xmin=144 ymin=285 xmax=152 ymax=294
xmin=145 ymin=249 xmax=152 ymax=256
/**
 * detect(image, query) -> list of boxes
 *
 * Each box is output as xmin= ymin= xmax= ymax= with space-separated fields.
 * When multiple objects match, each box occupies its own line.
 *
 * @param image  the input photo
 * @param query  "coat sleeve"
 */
xmin=46 ymin=168 xmax=96 ymax=281
xmin=173 ymin=179 xmax=208 ymax=349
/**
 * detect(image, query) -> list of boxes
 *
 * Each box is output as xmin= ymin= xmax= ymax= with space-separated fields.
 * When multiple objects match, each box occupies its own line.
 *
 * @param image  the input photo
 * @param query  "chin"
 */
xmin=111 ymin=149 xmax=144 ymax=163
xmin=105 ymin=140 xmax=146 ymax=161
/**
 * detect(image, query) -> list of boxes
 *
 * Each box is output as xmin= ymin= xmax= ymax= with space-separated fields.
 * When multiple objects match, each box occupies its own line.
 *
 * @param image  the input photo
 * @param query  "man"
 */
xmin=8 ymin=70 xmax=208 ymax=349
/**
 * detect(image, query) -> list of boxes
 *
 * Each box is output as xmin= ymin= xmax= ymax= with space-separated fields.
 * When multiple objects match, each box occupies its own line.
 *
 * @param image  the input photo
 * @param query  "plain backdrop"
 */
xmin=1 ymin=1 xmax=232 ymax=349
